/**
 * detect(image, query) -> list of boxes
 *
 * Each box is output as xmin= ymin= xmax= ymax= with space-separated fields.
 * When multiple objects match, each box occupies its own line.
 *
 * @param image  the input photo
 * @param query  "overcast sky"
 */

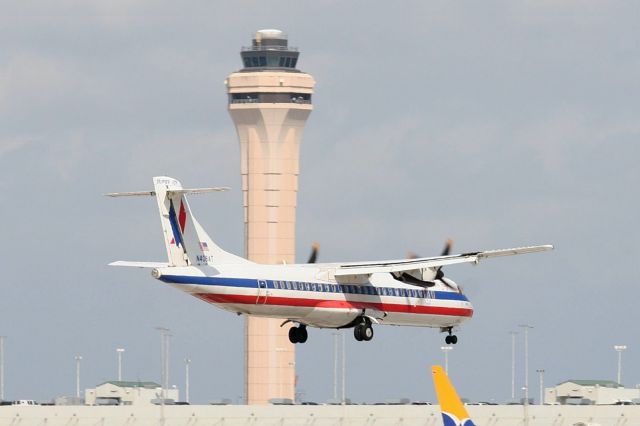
xmin=1 ymin=1 xmax=639 ymax=405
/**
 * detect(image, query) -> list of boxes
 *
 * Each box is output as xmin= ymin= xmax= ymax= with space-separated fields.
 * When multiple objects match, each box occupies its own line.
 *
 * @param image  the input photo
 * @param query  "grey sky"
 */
xmin=1 ymin=1 xmax=639 ymax=404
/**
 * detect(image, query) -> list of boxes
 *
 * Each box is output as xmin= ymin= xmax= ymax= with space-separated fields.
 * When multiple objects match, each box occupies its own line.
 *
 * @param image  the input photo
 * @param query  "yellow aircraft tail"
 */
xmin=432 ymin=365 xmax=477 ymax=426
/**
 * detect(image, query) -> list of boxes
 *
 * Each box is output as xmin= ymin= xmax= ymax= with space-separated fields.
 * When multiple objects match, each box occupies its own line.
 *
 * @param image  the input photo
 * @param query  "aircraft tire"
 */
xmin=362 ymin=324 xmax=374 ymax=341
xmin=445 ymin=335 xmax=451 ymax=345
xmin=289 ymin=327 xmax=299 ymax=344
xmin=354 ymin=325 xmax=363 ymax=341
xmin=298 ymin=326 xmax=308 ymax=343
xmin=450 ymin=335 xmax=458 ymax=344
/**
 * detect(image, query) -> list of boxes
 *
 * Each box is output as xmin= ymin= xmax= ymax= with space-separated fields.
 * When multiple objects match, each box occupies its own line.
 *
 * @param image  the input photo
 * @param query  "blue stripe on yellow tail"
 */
xmin=432 ymin=365 xmax=476 ymax=426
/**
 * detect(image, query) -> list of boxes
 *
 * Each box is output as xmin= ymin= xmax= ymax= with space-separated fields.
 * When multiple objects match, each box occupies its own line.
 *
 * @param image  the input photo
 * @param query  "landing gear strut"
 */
xmin=444 ymin=328 xmax=458 ymax=345
xmin=353 ymin=318 xmax=374 ymax=342
xmin=288 ymin=325 xmax=308 ymax=344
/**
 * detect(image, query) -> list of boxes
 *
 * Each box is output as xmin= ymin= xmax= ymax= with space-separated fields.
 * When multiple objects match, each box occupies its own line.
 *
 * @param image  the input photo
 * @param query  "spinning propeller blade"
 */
xmin=307 ymin=242 xmax=320 ymax=264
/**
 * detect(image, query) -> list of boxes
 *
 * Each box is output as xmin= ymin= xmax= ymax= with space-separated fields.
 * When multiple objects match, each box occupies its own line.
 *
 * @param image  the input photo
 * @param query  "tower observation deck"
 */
xmin=225 ymin=29 xmax=315 ymax=405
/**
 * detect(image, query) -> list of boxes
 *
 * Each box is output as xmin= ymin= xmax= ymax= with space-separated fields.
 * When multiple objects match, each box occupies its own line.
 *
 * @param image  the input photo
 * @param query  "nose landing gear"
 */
xmin=444 ymin=328 xmax=458 ymax=345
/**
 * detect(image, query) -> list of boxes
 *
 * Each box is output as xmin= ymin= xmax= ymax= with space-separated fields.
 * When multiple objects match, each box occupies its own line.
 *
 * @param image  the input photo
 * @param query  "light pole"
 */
xmin=510 ymin=331 xmax=517 ymax=401
xmin=536 ymin=369 xmax=545 ymax=404
xmin=0 ymin=336 xmax=5 ymax=401
xmin=518 ymin=325 xmax=533 ymax=404
xmin=441 ymin=346 xmax=453 ymax=375
xmin=116 ymin=348 xmax=125 ymax=381
xmin=332 ymin=332 xmax=339 ymax=401
xmin=341 ymin=332 xmax=346 ymax=405
xmin=155 ymin=327 xmax=171 ymax=403
xmin=185 ymin=358 xmax=191 ymax=403
xmin=614 ymin=345 xmax=627 ymax=385
xmin=519 ymin=324 xmax=533 ymax=426
xmin=75 ymin=355 xmax=83 ymax=398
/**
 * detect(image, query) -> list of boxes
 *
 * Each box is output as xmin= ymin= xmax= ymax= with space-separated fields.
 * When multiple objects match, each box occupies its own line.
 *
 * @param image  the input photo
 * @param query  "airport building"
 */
xmin=225 ymin=29 xmax=315 ymax=405
xmin=84 ymin=381 xmax=179 ymax=406
xmin=545 ymin=380 xmax=640 ymax=405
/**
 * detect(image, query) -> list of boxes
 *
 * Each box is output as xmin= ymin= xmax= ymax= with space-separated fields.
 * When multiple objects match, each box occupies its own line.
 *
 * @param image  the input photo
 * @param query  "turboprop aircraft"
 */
xmin=108 ymin=176 xmax=552 ymax=345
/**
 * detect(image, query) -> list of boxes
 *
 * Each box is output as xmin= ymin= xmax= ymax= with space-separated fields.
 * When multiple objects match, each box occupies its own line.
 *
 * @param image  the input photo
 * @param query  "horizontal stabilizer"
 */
xmin=105 ymin=187 xmax=229 ymax=197
xmin=109 ymin=261 xmax=170 ymax=268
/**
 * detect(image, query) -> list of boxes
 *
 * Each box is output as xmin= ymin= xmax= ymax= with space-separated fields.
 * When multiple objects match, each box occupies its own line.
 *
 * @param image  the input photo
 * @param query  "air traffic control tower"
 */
xmin=225 ymin=29 xmax=315 ymax=405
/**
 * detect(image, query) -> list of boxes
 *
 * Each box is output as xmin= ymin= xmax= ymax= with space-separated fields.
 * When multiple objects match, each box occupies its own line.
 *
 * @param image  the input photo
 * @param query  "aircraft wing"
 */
xmin=331 ymin=245 xmax=553 ymax=277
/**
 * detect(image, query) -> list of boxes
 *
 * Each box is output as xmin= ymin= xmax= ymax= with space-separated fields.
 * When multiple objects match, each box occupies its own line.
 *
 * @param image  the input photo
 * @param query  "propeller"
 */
xmin=307 ymin=242 xmax=320 ymax=264
xmin=434 ymin=238 xmax=453 ymax=281
xmin=404 ymin=239 xmax=459 ymax=292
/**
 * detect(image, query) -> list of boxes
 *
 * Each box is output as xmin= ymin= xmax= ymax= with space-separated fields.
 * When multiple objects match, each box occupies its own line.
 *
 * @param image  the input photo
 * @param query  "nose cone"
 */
xmin=444 ymin=278 xmax=474 ymax=318
xmin=467 ymin=300 xmax=475 ymax=318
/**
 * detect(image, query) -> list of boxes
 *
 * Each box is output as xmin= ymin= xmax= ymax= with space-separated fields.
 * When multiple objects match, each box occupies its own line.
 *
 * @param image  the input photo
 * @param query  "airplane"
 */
xmin=107 ymin=176 xmax=553 ymax=344
xmin=432 ymin=365 xmax=477 ymax=426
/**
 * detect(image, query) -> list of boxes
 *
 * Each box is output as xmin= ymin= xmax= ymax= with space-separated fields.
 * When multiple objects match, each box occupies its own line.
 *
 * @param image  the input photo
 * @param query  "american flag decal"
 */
xmin=199 ymin=241 xmax=209 ymax=251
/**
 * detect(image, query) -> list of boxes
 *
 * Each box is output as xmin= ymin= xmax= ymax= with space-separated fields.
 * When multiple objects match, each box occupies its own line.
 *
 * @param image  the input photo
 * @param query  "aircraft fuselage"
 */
xmin=152 ymin=263 xmax=474 ymax=330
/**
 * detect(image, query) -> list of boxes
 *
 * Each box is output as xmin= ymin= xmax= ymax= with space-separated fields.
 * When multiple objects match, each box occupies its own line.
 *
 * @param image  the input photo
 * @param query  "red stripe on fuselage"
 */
xmin=193 ymin=293 xmax=473 ymax=317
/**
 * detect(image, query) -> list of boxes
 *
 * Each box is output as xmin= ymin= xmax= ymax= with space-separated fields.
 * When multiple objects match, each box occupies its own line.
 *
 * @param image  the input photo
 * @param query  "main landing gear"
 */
xmin=444 ymin=328 xmax=458 ymax=345
xmin=353 ymin=318 xmax=374 ymax=342
xmin=287 ymin=319 xmax=375 ymax=344
xmin=288 ymin=325 xmax=308 ymax=344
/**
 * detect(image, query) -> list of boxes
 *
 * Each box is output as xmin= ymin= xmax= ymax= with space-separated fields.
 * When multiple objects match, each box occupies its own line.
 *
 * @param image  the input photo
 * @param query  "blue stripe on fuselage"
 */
xmin=158 ymin=275 xmax=469 ymax=302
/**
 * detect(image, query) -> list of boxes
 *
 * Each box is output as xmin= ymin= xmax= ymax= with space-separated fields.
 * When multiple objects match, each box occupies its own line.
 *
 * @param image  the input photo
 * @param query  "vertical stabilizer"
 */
xmin=432 ymin=365 xmax=476 ymax=426
xmin=152 ymin=176 xmax=249 ymax=266
xmin=153 ymin=177 xmax=190 ymax=266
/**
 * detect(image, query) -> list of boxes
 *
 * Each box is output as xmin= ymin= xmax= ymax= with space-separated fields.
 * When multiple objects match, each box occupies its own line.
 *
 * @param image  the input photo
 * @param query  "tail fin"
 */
xmin=432 ymin=365 xmax=476 ymax=426
xmin=107 ymin=176 xmax=248 ymax=266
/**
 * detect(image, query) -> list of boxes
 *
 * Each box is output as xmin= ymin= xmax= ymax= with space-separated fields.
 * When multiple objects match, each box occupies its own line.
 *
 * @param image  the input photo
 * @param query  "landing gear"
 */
xmin=288 ymin=325 xmax=308 ymax=344
xmin=444 ymin=328 xmax=458 ymax=345
xmin=353 ymin=318 xmax=374 ymax=342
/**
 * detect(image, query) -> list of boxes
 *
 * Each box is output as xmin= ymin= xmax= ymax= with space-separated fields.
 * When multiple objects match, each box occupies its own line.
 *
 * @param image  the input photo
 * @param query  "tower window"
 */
xmin=259 ymin=56 xmax=267 ymax=66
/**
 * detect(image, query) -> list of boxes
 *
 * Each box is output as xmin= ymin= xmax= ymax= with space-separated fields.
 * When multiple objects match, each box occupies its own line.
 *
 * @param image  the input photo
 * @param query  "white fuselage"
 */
xmin=153 ymin=263 xmax=474 ymax=329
